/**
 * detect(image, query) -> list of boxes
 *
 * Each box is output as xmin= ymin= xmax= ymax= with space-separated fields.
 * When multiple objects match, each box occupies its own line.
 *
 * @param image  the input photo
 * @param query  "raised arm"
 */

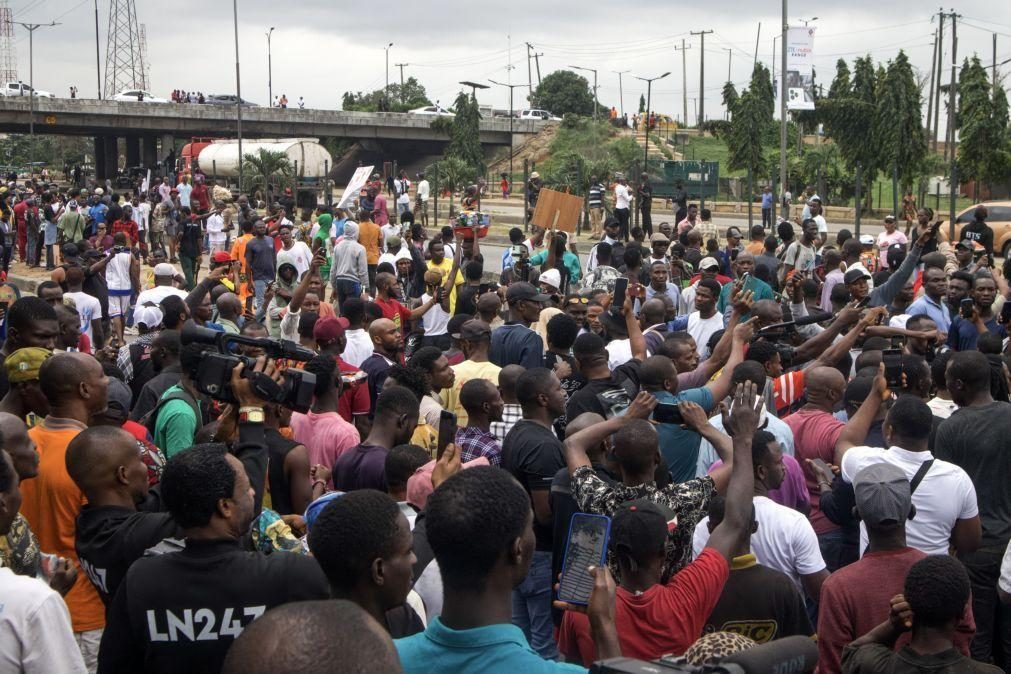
xmin=705 ymin=318 xmax=755 ymax=402
xmin=835 ymin=364 xmax=888 ymax=462
xmin=289 ymin=251 xmax=324 ymax=314
xmin=562 ymin=392 xmax=656 ymax=475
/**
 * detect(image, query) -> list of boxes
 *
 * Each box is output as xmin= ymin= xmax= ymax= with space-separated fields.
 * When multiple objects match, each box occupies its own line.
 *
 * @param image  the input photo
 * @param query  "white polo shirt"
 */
xmin=841 ymin=445 xmax=978 ymax=557
xmin=693 ymin=495 xmax=826 ymax=588
xmin=615 ymin=184 xmax=631 ymax=210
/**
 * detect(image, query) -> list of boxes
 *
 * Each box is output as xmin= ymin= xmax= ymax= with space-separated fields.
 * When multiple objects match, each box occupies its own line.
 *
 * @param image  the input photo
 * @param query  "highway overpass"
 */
xmin=0 ymin=98 xmax=542 ymax=178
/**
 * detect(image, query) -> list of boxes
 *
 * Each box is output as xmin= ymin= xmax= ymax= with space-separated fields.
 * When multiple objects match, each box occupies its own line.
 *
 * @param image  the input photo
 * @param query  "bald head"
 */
xmin=639 ymin=298 xmax=667 ymax=326
xmin=0 ymin=412 xmax=35 ymax=480
xmin=222 ymin=600 xmax=402 ymax=674
xmin=565 ymin=412 xmax=606 ymax=438
xmin=38 ymin=351 xmax=106 ymax=408
xmin=216 ymin=292 xmax=241 ymax=319
xmin=66 ymin=426 xmax=146 ymax=500
xmin=805 ymin=366 xmax=847 ymax=408
xmin=368 ymin=318 xmax=396 ymax=340
xmin=498 ymin=364 xmax=526 ymax=402
xmin=752 ymin=300 xmax=783 ymax=325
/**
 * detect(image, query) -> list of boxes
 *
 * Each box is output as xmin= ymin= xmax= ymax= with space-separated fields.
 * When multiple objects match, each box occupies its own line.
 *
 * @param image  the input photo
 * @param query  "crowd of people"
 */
xmin=2 ymin=167 xmax=1011 ymax=674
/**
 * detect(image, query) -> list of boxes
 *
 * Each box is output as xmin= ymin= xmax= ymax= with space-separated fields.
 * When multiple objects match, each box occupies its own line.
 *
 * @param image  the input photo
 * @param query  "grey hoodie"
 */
xmin=330 ymin=220 xmax=369 ymax=286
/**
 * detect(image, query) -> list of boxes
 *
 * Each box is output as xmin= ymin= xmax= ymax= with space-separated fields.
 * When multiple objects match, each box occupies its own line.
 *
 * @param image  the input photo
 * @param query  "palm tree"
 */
xmin=240 ymin=149 xmax=294 ymax=199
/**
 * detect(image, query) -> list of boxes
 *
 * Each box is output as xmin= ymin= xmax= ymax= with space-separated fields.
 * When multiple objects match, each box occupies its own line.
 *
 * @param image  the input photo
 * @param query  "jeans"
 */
xmin=614 ymin=207 xmax=630 ymax=241
xmin=817 ymin=528 xmax=849 ymax=573
xmin=511 ymin=550 xmax=558 ymax=660
xmin=640 ymin=206 xmax=652 ymax=236
xmin=253 ymin=278 xmax=268 ymax=312
xmin=45 ymin=244 xmax=54 ymax=269
xmin=367 ymin=264 xmax=377 ymax=295
xmin=334 ymin=279 xmax=361 ymax=311
xmin=960 ymin=545 xmax=1011 ymax=666
xmin=180 ymin=254 xmax=198 ymax=290
xmin=762 ymin=207 xmax=772 ymax=228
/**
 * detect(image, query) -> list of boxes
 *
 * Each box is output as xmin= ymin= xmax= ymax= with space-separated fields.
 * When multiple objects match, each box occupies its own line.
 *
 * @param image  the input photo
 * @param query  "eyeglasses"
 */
xmin=566 ymin=297 xmax=589 ymax=305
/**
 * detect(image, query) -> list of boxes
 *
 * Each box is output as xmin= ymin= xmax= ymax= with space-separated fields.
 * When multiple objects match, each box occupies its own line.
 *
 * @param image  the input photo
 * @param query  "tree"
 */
xmin=340 ymin=77 xmax=433 ymax=113
xmin=958 ymin=56 xmax=1011 ymax=190
xmin=638 ymin=94 xmax=646 ymax=114
xmin=445 ymin=91 xmax=485 ymax=176
xmin=725 ymin=64 xmax=774 ymax=179
xmin=820 ymin=55 xmax=882 ymax=206
xmin=241 ymin=149 xmax=293 ymax=196
xmin=873 ymin=51 xmax=927 ymax=190
xmin=424 ymin=156 xmax=476 ymax=217
xmin=530 ymin=70 xmax=595 ymax=117
xmin=722 ymin=82 xmax=738 ymax=112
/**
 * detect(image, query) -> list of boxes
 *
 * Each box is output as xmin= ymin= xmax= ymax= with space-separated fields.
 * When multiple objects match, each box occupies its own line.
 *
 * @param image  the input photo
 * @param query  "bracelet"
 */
xmin=312 ymin=480 xmax=327 ymax=490
xmin=819 ymin=480 xmax=833 ymax=489
xmin=238 ymin=406 xmax=264 ymax=414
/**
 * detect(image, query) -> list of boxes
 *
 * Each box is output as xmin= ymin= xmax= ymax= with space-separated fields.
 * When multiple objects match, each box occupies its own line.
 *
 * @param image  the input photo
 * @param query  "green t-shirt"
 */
xmin=153 ymin=385 xmax=200 ymax=459
xmin=314 ymin=214 xmax=334 ymax=278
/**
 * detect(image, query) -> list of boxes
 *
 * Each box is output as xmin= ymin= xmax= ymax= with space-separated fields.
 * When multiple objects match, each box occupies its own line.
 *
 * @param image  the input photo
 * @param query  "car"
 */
xmin=0 ymin=81 xmax=54 ymax=98
xmin=949 ymin=201 xmax=1011 ymax=259
xmin=113 ymin=89 xmax=169 ymax=103
xmin=205 ymin=94 xmax=258 ymax=107
xmin=518 ymin=109 xmax=561 ymax=121
xmin=408 ymin=105 xmax=454 ymax=116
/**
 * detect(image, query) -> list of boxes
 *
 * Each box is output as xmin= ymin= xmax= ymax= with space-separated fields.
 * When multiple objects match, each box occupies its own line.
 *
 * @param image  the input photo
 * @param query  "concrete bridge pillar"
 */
xmin=125 ymin=136 xmax=141 ymax=167
xmin=93 ymin=136 xmax=106 ymax=182
xmin=103 ymin=136 xmax=119 ymax=177
xmin=142 ymin=135 xmax=158 ymax=167
xmin=160 ymin=134 xmax=175 ymax=161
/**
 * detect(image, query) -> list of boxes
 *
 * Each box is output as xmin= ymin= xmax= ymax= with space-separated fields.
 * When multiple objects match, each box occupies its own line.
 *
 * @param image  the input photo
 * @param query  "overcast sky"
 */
xmin=7 ymin=0 xmax=1011 ymax=127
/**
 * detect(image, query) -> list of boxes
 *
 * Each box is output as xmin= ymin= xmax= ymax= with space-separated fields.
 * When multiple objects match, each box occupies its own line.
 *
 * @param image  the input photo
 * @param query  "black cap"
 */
xmin=452 ymin=319 xmax=492 ymax=341
xmin=844 ymin=267 xmax=871 ymax=285
xmin=506 ymin=282 xmax=551 ymax=304
xmin=609 ymin=499 xmax=677 ymax=558
xmin=446 ymin=313 xmax=473 ymax=340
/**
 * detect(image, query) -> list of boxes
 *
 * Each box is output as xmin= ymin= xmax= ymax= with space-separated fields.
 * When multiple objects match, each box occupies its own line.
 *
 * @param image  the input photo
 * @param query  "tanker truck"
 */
xmin=177 ymin=138 xmax=334 ymax=209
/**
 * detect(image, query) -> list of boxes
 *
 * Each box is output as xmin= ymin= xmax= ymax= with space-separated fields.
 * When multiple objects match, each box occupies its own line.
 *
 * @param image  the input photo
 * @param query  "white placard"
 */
xmin=336 ymin=165 xmax=375 ymax=209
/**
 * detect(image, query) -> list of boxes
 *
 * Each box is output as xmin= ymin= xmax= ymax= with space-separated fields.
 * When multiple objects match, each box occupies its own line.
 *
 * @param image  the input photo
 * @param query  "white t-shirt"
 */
xmin=812 ymin=214 xmax=828 ymax=235
xmin=380 ymin=223 xmax=401 ymax=252
xmin=206 ymin=213 xmax=226 ymax=244
xmin=687 ymin=311 xmax=725 ymax=358
xmin=614 ymin=184 xmax=631 ymax=210
xmin=276 ymin=241 xmax=313 ymax=278
xmin=926 ymin=396 xmax=957 ymax=419
xmin=605 ymin=339 xmax=635 ymax=370
xmin=420 ymin=292 xmax=450 ymax=336
xmin=0 ymin=568 xmax=87 ymax=673
xmin=342 ymin=328 xmax=374 ymax=368
xmin=105 ymin=250 xmax=133 ymax=292
xmin=841 ymin=445 xmax=978 ymax=557
xmin=693 ymin=495 xmax=826 ymax=588
xmin=134 ymin=201 xmax=151 ymax=231
xmin=417 ymin=180 xmax=430 ymax=201
xmin=135 ymin=285 xmax=188 ymax=308
xmin=64 ymin=291 xmax=102 ymax=344
xmin=1000 ymin=539 xmax=1011 ymax=595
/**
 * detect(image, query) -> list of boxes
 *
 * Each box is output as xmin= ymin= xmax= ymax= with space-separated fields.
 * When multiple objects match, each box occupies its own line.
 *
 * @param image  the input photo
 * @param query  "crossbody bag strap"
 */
xmin=909 ymin=459 xmax=934 ymax=495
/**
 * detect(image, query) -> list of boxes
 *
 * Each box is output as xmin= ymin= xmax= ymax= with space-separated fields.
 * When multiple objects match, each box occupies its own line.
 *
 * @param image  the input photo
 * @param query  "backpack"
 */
xmin=141 ymin=386 xmax=203 ymax=438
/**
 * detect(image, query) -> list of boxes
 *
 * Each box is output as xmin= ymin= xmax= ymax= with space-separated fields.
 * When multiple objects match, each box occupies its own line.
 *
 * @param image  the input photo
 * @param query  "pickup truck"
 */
xmin=0 ymin=81 xmax=55 ymax=98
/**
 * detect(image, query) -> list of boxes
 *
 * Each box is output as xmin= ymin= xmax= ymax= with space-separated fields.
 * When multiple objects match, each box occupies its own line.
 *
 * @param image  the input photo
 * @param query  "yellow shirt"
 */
xmin=440 ymin=359 xmax=502 ymax=427
xmin=428 ymin=258 xmax=463 ymax=313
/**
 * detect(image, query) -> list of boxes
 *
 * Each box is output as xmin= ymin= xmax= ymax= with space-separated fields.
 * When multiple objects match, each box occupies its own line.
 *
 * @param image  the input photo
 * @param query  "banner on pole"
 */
xmin=785 ymin=26 xmax=816 ymax=111
xmin=336 ymin=165 xmax=375 ymax=209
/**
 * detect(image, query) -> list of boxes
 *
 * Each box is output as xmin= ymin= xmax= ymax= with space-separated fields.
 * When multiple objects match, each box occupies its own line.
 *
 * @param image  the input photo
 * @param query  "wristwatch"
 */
xmin=238 ymin=406 xmax=265 ymax=424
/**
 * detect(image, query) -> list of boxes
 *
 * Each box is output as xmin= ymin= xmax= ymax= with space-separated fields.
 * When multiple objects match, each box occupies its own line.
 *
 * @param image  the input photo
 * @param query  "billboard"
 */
xmin=785 ymin=26 xmax=816 ymax=111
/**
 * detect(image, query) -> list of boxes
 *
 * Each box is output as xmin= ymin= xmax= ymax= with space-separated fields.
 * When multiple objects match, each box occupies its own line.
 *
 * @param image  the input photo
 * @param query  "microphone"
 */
xmin=759 ymin=312 xmax=833 ymax=333
xmin=717 ymin=635 xmax=818 ymax=674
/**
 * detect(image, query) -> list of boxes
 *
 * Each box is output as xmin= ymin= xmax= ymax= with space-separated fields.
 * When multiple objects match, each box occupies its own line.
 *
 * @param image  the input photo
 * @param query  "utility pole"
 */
xmin=232 ymin=0 xmax=243 ymax=191
xmin=94 ymin=0 xmax=101 ymax=98
xmin=945 ymin=11 xmax=959 ymax=162
xmin=612 ymin=70 xmax=630 ymax=117
xmin=926 ymin=28 xmax=938 ymax=151
xmin=725 ymin=47 xmax=733 ymax=82
xmin=753 ymin=22 xmax=761 ymax=68
xmin=526 ymin=42 xmax=533 ymax=99
xmin=674 ymin=40 xmax=691 ymax=126
xmin=266 ymin=27 xmax=274 ymax=108
xmin=690 ymin=30 xmax=714 ymax=125
xmin=395 ymin=62 xmax=408 ymax=104
xmin=932 ymin=9 xmax=945 ymax=152
xmin=16 ymin=21 xmax=59 ymax=166
xmin=994 ymin=33 xmax=998 ymax=96
xmin=533 ymin=51 xmax=543 ymax=86
xmin=779 ymin=0 xmax=788 ymax=218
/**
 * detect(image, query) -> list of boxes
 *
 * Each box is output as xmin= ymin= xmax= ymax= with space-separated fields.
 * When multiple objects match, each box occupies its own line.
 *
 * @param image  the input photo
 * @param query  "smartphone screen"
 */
xmin=437 ymin=410 xmax=457 ymax=460
xmin=1001 ymin=301 xmax=1011 ymax=323
xmin=558 ymin=513 xmax=611 ymax=605
xmin=244 ymin=296 xmax=254 ymax=314
xmin=960 ymin=298 xmax=974 ymax=320
xmin=883 ymin=348 xmax=903 ymax=389
xmin=811 ymin=457 xmax=832 ymax=478
xmin=613 ymin=277 xmax=628 ymax=310
xmin=652 ymin=402 xmax=684 ymax=425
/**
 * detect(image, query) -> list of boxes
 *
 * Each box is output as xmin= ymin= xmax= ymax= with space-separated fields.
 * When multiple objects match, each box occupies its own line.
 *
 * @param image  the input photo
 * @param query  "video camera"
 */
xmin=591 ymin=635 xmax=817 ymax=674
xmin=181 ymin=323 xmax=316 ymax=413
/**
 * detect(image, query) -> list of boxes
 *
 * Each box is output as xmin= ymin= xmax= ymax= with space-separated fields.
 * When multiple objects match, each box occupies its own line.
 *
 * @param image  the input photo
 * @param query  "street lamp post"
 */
xmin=799 ymin=16 xmax=819 ymax=26
xmin=633 ymin=71 xmax=670 ymax=175
xmin=266 ymin=27 xmax=274 ymax=107
xmin=15 ymin=21 xmax=59 ymax=167
xmin=612 ymin=70 xmax=630 ymax=117
xmin=489 ymin=79 xmax=523 ymax=187
xmin=384 ymin=43 xmax=394 ymax=111
xmin=233 ymin=0 xmax=243 ymax=191
xmin=570 ymin=65 xmax=599 ymax=120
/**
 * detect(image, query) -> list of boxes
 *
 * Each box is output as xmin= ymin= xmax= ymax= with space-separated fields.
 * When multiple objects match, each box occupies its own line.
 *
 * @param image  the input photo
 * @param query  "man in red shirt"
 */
xmin=12 ymin=195 xmax=33 ymax=262
xmin=783 ymin=366 xmax=847 ymax=570
xmin=109 ymin=203 xmax=139 ymax=246
xmin=372 ymin=272 xmax=440 ymax=335
xmin=817 ymin=463 xmax=975 ymax=673
xmin=314 ymin=316 xmax=370 ymax=440
xmin=189 ymin=175 xmax=210 ymax=214
xmin=558 ymin=384 xmax=763 ymax=664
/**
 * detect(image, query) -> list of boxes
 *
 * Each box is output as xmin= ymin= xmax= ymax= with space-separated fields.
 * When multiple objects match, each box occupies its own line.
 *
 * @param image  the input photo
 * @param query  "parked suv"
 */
xmin=518 ymin=109 xmax=561 ymax=121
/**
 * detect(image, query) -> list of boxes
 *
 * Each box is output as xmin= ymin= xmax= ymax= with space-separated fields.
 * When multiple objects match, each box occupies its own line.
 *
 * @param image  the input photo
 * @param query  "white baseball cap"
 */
xmin=538 ymin=268 xmax=562 ymax=290
xmin=153 ymin=263 xmax=176 ymax=277
xmin=134 ymin=305 xmax=163 ymax=328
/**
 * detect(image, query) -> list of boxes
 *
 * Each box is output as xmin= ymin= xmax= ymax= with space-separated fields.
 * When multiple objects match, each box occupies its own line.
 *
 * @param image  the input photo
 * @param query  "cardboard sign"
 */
xmin=531 ymin=188 xmax=584 ymax=233
xmin=336 ymin=165 xmax=375 ymax=209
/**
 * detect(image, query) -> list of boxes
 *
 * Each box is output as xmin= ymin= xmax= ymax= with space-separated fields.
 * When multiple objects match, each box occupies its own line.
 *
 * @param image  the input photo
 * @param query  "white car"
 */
xmin=0 ymin=81 xmax=54 ymax=98
xmin=113 ymin=89 xmax=169 ymax=103
xmin=408 ymin=105 xmax=454 ymax=117
xmin=519 ymin=109 xmax=561 ymax=121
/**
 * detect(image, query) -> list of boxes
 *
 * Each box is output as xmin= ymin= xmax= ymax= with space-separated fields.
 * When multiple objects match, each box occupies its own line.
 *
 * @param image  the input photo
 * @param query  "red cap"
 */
xmin=313 ymin=316 xmax=350 ymax=343
xmin=211 ymin=251 xmax=234 ymax=264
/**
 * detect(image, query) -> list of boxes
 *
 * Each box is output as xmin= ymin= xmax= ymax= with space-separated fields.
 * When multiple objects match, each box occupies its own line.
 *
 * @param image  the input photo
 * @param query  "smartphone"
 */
xmin=613 ymin=277 xmax=629 ymax=310
xmin=730 ymin=248 xmax=739 ymax=262
xmin=960 ymin=298 xmax=974 ymax=320
xmin=437 ymin=410 xmax=457 ymax=460
xmin=930 ymin=219 xmax=944 ymax=235
xmin=510 ymin=244 xmax=526 ymax=259
xmin=810 ymin=457 xmax=833 ymax=480
xmin=557 ymin=513 xmax=612 ymax=605
xmin=244 ymin=295 xmax=254 ymax=314
xmin=883 ymin=348 xmax=904 ymax=389
xmin=0 ymin=300 xmax=9 ymax=316
xmin=739 ymin=272 xmax=751 ymax=289
xmin=652 ymin=402 xmax=684 ymax=425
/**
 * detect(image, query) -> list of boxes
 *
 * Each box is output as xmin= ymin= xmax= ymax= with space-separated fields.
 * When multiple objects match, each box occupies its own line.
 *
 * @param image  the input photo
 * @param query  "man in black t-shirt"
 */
xmin=565 ymin=331 xmax=641 ymax=421
xmin=501 ymin=367 xmax=568 ymax=660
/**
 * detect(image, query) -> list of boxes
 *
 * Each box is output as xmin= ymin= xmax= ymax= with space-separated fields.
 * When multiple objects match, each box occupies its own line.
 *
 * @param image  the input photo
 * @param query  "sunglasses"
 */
xmin=566 ymin=297 xmax=589 ymax=305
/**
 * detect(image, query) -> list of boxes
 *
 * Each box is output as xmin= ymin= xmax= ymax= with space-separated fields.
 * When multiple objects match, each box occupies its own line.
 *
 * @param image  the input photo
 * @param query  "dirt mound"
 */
xmin=488 ymin=124 xmax=559 ymax=174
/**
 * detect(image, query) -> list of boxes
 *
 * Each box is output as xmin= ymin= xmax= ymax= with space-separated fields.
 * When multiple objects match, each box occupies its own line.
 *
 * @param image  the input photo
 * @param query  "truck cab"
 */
xmin=0 ymin=81 xmax=54 ymax=98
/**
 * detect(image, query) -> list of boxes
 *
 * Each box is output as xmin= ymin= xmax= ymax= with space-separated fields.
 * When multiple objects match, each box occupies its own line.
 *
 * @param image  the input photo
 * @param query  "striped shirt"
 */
xmin=588 ymin=183 xmax=605 ymax=208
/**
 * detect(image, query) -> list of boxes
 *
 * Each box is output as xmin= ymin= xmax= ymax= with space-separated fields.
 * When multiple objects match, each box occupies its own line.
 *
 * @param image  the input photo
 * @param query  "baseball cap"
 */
xmin=304 ymin=491 xmax=345 ymax=530
xmin=105 ymin=378 xmax=132 ymax=414
xmin=844 ymin=267 xmax=872 ymax=285
xmin=609 ymin=499 xmax=678 ymax=560
xmin=452 ymin=319 xmax=492 ymax=341
xmin=884 ymin=214 xmax=896 ymax=222
xmin=153 ymin=263 xmax=176 ymax=277
xmin=5 ymin=347 xmax=50 ymax=383
xmin=859 ymin=234 xmax=875 ymax=245
xmin=538 ymin=268 xmax=562 ymax=290
xmin=134 ymin=305 xmax=163 ymax=329
xmin=726 ymin=227 xmax=743 ymax=239
xmin=94 ymin=187 xmax=104 ymax=196
xmin=699 ymin=257 xmax=720 ymax=271
xmin=211 ymin=251 xmax=234 ymax=264
xmin=854 ymin=463 xmax=914 ymax=526
xmin=313 ymin=316 xmax=350 ymax=343
xmin=446 ymin=313 xmax=473 ymax=341
xmin=387 ymin=234 xmax=402 ymax=249
xmin=506 ymin=281 xmax=551 ymax=304
xmin=649 ymin=232 xmax=669 ymax=244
